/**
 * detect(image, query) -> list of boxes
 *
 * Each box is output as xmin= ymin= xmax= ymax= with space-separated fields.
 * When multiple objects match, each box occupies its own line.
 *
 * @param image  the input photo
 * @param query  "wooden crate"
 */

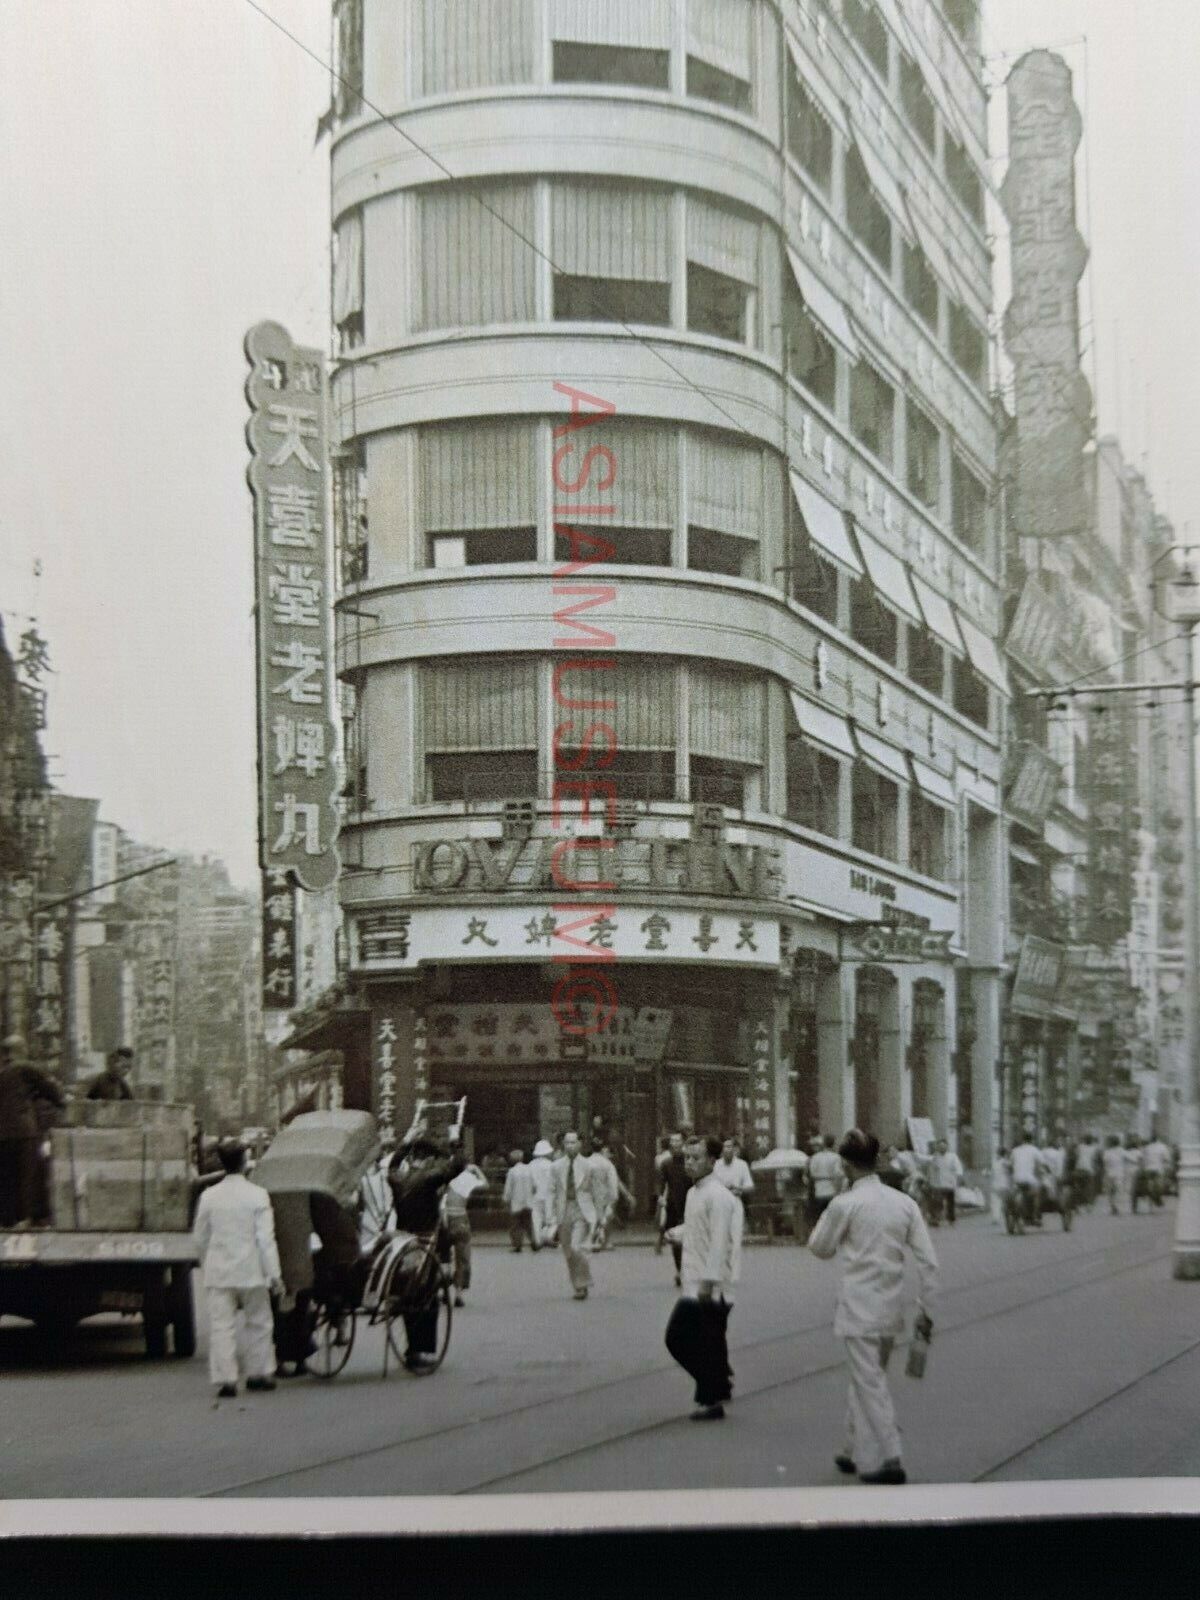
xmin=50 ymin=1128 xmax=193 ymax=1232
xmin=64 ymin=1100 xmax=194 ymax=1136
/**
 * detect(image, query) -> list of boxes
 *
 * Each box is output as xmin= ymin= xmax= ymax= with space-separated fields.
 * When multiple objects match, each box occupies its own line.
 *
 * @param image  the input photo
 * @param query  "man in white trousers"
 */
xmin=529 ymin=1139 xmax=557 ymax=1246
xmin=551 ymin=1131 xmax=599 ymax=1300
xmin=808 ymin=1128 xmax=938 ymax=1485
xmin=193 ymin=1139 xmax=283 ymax=1398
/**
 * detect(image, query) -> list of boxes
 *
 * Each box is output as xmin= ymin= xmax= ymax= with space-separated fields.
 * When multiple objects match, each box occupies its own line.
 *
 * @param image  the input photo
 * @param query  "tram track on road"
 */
xmin=204 ymin=1228 xmax=1170 ymax=1497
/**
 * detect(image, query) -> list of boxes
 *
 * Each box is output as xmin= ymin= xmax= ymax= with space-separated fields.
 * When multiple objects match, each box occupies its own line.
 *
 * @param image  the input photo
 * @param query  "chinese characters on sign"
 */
xmin=1084 ymin=702 xmax=1135 ymax=948
xmin=31 ymin=909 xmax=70 ymax=1076
xmin=1005 ymin=740 xmax=1062 ymax=831
xmin=420 ymin=1003 xmax=675 ymax=1068
xmin=1001 ymin=52 xmax=1092 ymax=538
xmin=747 ymin=1019 xmax=774 ymax=1158
xmin=261 ymin=868 xmax=297 ymax=1010
xmin=1011 ymin=934 xmax=1066 ymax=1013
xmin=842 ymin=924 xmax=954 ymax=963
xmin=245 ymin=322 xmax=339 ymax=907
xmin=129 ymin=919 xmax=175 ymax=1094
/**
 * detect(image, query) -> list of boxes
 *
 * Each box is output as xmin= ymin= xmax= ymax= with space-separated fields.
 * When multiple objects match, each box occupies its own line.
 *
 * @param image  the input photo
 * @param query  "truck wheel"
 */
xmin=167 ymin=1268 xmax=196 ymax=1358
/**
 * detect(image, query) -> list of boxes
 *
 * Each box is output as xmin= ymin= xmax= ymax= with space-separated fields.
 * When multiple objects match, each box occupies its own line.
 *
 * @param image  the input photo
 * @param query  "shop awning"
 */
xmin=854 ymin=727 xmax=911 ymax=784
xmin=901 ymin=186 xmax=960 ymax=305
xmin=956 ymin=610 xmax=1009 ymax=692
xmin=784 ymin=31 xmax=849 ymax=141
xmin=787 ymin=247 xmax=860 ymax=362
xmin=855 ymin=526 xmax=922 ymax=624
xmin=909 ymin=755 xmax=958 ymax=806
xmin=911 ymin=572 xmax=965 ymax=654
xmin=1009 ymin=840 xmax=1041 ymax=867
xmin=789 ymin=690 xmax=856 ymax=760
xmin=790 ymin=470 xmax=863 ymax=576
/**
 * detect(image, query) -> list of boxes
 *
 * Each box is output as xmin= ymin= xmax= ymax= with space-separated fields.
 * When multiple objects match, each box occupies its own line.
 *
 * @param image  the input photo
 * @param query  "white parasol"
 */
xmin=751 ymin=1147 xmax=811 ymax=1172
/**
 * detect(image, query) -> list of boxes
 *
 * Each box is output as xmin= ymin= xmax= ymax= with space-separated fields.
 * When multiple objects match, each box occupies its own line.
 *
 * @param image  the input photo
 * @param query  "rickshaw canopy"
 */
xmin=255 ymin=1110 xmax=380 ymax=1210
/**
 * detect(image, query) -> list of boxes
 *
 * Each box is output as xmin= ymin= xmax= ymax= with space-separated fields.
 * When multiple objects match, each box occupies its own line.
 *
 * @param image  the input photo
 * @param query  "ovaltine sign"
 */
xmin=411 ymin=836 xmax=782 ymax=900
xmin=842 ymin=923 xmax=953 ymax=963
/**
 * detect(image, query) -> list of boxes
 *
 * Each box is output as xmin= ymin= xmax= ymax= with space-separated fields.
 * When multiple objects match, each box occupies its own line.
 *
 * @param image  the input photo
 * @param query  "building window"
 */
xmin=340 ymin=679 xmax=366 ymax=808
xmin=951 ymin=454 xmax=989 ymax=555
xmin=906 ymin=398 xmax=941 ymax=511
xmin=852 ymin=763 xmax=899 ymax=860
xmin=689 ymin=755 xmax=749 ymax=809
xmin=688 ymin=527 xmax=757 ymax=579
xmin=554 ymin=526 xmax=671 ymax=567
xmin=850 ymin=578 xmax=899 ymax=664
xmin=333 ymin=441 xmax=368 ymax=585
xmin=426 ymin=751 xmax=539 ymax=804
xmin=787 ymin=518 xmax=840 ymax=625
xmin=687 ymin=54 xmax=751 ymax=113
xmin=844 ymin=0 xmax=890 ymax=78
xmin=784 ymin=281 xmax=838 ymax=411
xmin=899 ymin=52 xmax=936 ymax=151
xmin=908 ymin=625 xmax=945 ymax=697
xmin=952 ymin=655 xmax=989 ymax=728
xmin=602 ymin=751 xmax=676 ymax=804
xmin=553 ymin=274 xmax=671 ymax=326
xmin=786 ymin=63 xmax=833 ymax=191
xmin=787 ymin=740 xmax=841 ymax=836
xmin=429 ymin=528 xmax=537 ymax=567
xmin=945 ymin=135 xmax=984 ymax=227
xmin=687 ymin=261 xmax=750 ymax=343
xmin=845 ymin=148 xmax=893 ymax=272
xmin=944 ymin=0 xmax=981 ymax=50
xmin=902 ymin=241 xmax=939 ymax=331
xmin=333 ymin=0 xmax=363 ymax=119
xmin=910 ymin=793 xmax=949 ymax=879
xmin=418 ymin=0 xmax=536 ymax=95
xmin=552 ymin=41 xmax=670 ymax=90
xmin=949 ymin=301 xmax=987 ymax=389
xmin=849 ymin=360 xmax=895 ymax=468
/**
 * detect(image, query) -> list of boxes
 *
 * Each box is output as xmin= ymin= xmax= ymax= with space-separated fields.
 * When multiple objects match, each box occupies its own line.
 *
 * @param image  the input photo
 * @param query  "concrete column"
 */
xmin=970 ymin=967 xmax=1002 ymax=1172
xmin=894 ymin=967 xmax=914 ymax=1135
xmin=818 ymin=964 xmax=855 ymax=1135
xmin=771 ymin=979 xmax=793 ymax=1150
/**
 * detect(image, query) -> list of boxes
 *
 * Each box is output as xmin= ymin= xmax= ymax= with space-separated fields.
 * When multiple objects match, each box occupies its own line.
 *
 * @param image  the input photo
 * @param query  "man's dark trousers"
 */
xmin=665 ymin=1296 xmax=732 ymax=1407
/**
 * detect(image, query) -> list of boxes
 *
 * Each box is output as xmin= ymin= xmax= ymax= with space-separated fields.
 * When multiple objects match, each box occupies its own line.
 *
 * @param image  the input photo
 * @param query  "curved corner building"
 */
xmin=327 ymin=0 xmax=1005 ymax=1192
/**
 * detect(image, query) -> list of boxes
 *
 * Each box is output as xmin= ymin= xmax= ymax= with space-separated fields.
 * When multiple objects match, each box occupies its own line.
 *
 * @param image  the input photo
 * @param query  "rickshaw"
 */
xmin=255 ymin=1108 xmax=455 ymax=1380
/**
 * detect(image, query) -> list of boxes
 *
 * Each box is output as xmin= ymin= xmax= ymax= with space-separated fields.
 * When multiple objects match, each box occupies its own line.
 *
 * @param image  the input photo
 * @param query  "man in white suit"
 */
xmin=193 ymin=1140 xmax=283 ymax=1398
xmin=529 ymin=1138 xmax=557 ymax=1246
xmin=552 ymin=1131 xmax=600 ymax=1300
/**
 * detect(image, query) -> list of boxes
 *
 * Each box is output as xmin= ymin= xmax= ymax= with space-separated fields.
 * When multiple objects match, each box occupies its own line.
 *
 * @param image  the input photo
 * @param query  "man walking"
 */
xmin=192 ymin=1140 xmax=282 ymax=1399
xmin=713 ymin=1137 xmax=755 ymax=1204
xmin=552 ymin=1131 xmax=599 ymax=1300
xmin=664 ymin=1134 xmax=741 ymax=1421
xmin=1074 ymin=1134 xmax=1099 ymax=1208
xmin=806 ymin=1133 xmax=842 ymax=1230
xmin=85 ymin=1047 xmax=134 ymax=1101
xmin=658 ymin=1132 xmax=692 ymax=1288
xmin=589 ymin=1142 xmax=631 ymax=1250
xmin=1010 ymin=1133 xmax=1043 ymax=1226
xmin=1102 ymin=1134 xmax=1127 ymax=1214
xmin=808 ymin=1129 xmax=938 ymax=1486
xmin=928 ymin=1139 xmax=963 ymax=1227
xmin=1142 ymin=1133 xmax=1171 ymax=1208
xmin=529 ymin=1139 xmax=557 ymax=1246
xmin=503 ymin=1148 xmax=537 ymax=1251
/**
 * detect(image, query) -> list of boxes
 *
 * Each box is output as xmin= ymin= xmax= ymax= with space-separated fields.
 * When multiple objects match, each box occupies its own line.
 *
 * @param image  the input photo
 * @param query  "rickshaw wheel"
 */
xmin=310 ymin=1302 xmax=356 ymax=1379
xmin=383 ymin=1243 xmax=453 ymax=1377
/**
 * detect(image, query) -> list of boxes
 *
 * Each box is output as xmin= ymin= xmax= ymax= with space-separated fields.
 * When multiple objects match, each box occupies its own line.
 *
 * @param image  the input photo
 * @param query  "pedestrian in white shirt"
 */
xmin=807 ymin=1135 xmax=844 ymax=1228
xmin=1124 ymin=1137 xmax=1146 ymax=1214
xmin=713 ymin=1138 xmax=755 ymax=1202
xmin=528 ymin=1140 xmax=557 ymax=1246
xmin=991 ymin=1148 xmax=1011 ymax=1227
xmin=1101 ymin=1135 xmax=1127 ymax=1214
xmin=551 ymin=1132 xmax=601 ymax=1300
xmin=928 ymin=1140 xmax=964 ymax=1227
xmin=1142 ymin=1137 xmax=1171 ymax=1208
xmin=664 ymin=1134 xmax=742 ymax=1421
xmin=192 ymin=1140 xmax=283 ymax=1399
xmin=1009 ymin=1138 xmax=1043 ymax=1227
xmin=503 ymin=1149 xmax=537 ymax=1253
xmin=1074 ymin=1135 xmax=1099 ymax=1208
xmin=808 ymin=1129 xmax=938 ymax=1485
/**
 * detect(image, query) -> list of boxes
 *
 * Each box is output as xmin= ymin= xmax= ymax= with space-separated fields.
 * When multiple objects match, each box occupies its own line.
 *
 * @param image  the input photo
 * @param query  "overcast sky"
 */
xmin=1 ymin=1 xmax=1197 ymax=889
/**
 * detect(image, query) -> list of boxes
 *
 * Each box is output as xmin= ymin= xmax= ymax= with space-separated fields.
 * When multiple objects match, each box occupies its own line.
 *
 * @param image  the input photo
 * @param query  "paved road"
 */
xmin=1 ymin=1203 xmax=1193 ymax=1497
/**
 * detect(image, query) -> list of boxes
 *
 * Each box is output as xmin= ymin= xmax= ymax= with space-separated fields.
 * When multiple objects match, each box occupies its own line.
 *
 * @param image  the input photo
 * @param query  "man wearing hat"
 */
xmin=0 ymin=1034 xmax=64 ymax=1227
xmin=85 ymin=1047 xmax=135 ymax=1101
xmin=192 ymin=1139 xmax=283 ymax=1398
xmin=503 ymin=1148 xmax=537 ymax=1252
xmin=529 ymin=1138 xmax=557 ymax=1247
xmin=386 ymin=1126 xmax=464 ymax=1370
xmin=808 ymin=1129 xmax=938 ymax=1486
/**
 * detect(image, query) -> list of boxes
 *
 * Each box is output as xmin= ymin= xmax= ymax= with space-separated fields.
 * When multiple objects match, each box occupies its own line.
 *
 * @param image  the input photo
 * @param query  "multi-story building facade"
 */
xmin=324 ymin=0 xmax=1005 ymax=1192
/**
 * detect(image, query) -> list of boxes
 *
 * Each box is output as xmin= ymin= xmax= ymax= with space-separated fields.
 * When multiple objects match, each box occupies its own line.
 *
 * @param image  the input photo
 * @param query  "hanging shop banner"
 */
xmin=1001 ymin=51 xmax=1092 ymax=538
xmin=261 ymin=867 xmax=297 ymax=1010
xmin=1011 ymin=933 xmax=1066 ymax=1015
xmin=245 ymin=321 xmax=339 ymax=894
xmin=746 ymin=1017 xmax=775 ymax=1159
xmin=129 ymin=919 xmax=175 ymax=1095
xmin=1083 ymin=701 xmax=1136 ymax=948
xmin=1005 ymin=740 xmax=1062 ymax=831
xmin=1004 ymin=576 xmax=1060 ymax=678
xmin=421 ymin=1003 xmax=675 ymax=1069
xmin=30 ymin=907 xmax=71 ymax=1077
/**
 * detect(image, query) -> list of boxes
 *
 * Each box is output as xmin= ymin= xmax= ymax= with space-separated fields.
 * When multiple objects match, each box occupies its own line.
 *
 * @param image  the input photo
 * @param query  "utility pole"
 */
xmin=1025 ymin=554 xmax=1200 ymax=1278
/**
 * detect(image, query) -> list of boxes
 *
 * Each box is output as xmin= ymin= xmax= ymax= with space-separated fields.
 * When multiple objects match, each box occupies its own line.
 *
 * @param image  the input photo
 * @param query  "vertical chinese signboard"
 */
xmin=130 ymin=919 xmax=175 ymax=1099
xmin=32 ymin=908 xmax=70 ymax=1077
xmin=1001 ymin=51 xmax=1092 ymax=538
xmin=261 ymin=867 xmax=297 ymax=1011
xmin=372 ymin=1005 xmax=422 ymax=1142
xmin=245 ymin=322 xmax=339 ymax=1009
xmin=748 ymin=1019 xmax=774 ymax=1159
xmin=1084 ymin=702 xmax=1136 ymax=948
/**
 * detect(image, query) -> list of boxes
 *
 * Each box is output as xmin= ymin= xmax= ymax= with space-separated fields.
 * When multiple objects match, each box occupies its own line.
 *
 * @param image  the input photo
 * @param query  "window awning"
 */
xmin=787 ymin=247 xmax=860 ymax=362
xmin=790 ymin=470 xmax=863 ymax=576
xmin=850 ymin=120 xmax=912 ymax=238
xmin=1009 ymin=840 xmax=1041 ymax=867
xmin=789 ymin=690 xmax=856 ymax=761
xmin=909 ymin=755 xmax=958 ymax=807
xmin=854 ymin=526 xmax=922 ymax=625
xmin=956 ymin=611 xmax=1009 ymax=693
xmin=901 ymin=187 xmax=957 ymax=302
xmin=785 ymin=31 xmax=849 ymax=140
xmin=853 ymin=727 xmax=911 ymax=784
xmin=911 ymin=572 xmax=964 ymax=654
